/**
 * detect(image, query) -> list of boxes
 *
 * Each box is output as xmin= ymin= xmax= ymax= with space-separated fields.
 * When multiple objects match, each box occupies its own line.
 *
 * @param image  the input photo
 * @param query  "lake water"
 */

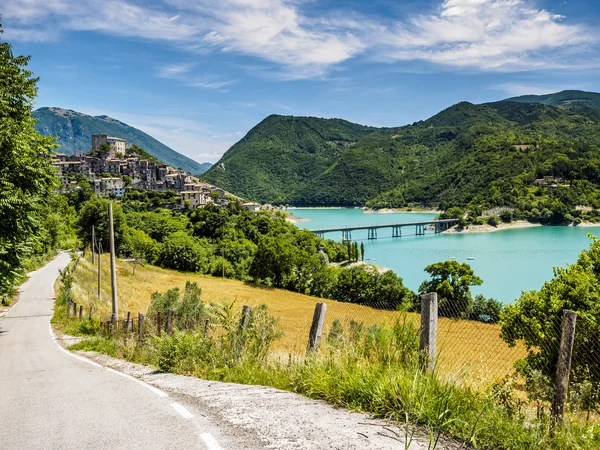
xmin=290 ymin=208 xmax=600 ymax=304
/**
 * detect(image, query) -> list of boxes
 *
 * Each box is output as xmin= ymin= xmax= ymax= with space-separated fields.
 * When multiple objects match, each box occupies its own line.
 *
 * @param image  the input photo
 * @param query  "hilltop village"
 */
xmin=51 ymin=134 xmax=259 ymax=211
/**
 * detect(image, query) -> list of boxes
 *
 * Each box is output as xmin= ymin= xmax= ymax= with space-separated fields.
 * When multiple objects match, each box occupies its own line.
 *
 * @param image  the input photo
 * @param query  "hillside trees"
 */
xmin=500 ymin=235 xmax=600 ymax=403
xmin=418 ymin=261 xmax=483 ymax=318
xmin=0 ymin=27 xmax=59 ymax=295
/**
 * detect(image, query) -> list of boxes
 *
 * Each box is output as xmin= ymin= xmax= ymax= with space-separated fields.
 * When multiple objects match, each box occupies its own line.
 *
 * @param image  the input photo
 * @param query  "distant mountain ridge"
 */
xmin=203 ymin=90 xmax=600 ymax=208
xmin=506 ymin=90 xmax=600 ymax=111
xmin=34 ymin=107 xmax=211 ymax=174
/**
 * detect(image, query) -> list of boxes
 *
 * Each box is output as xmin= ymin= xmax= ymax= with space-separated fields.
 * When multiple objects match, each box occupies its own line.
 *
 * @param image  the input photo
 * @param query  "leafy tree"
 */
xmin=419 ymin=261 xmax=483 ymax=318
xmin=0 ymin=27 xmax=58 ymax=295
xmin=500 ymin=235 xmax=600 ymax=406
xmin=469 ymin=294 xmax=503 ymax=323
xmin=157 ymin=232 xmax=210 ymax=272
xmin=121 ymin=228 xmax=160 ymax=264
xmin=77 ymin=197 xmax=126 ymax=252
xmin=249 ymin=235 xmax=296 ymax=286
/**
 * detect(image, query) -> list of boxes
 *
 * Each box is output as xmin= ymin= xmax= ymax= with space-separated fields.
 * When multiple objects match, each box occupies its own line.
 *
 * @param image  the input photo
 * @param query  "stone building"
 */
xmin=92 ymin=134 xmax=127 ymax=158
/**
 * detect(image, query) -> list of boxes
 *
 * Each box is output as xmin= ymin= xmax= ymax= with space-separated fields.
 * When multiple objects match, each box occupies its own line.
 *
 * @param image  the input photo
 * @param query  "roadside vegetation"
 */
xmin=0 ymin=29 xmax=77 ymax=302
xmin=55 ymin=251 xmax=600 ymax=450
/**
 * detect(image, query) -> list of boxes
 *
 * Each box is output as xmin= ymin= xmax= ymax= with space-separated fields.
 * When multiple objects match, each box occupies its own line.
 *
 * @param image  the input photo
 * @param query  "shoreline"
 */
xmin=443 ymin=220 xmax=541 ymax=234
xmin=443 ymin=220 xmax=600 ymax=234
xmin=330 ymin=260 xmax=391 ymax=275
xmin=363 ymin=207 xmax=442 ymax=214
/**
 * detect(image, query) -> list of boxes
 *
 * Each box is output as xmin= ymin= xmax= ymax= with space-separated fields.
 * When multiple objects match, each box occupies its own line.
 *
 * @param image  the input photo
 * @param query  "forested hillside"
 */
xmin=34 ymin=107 xmax=212 ymax=175
xmin=203 ymin=91 xmax=600 ymax=222
xmin=507 ymin=90 xmax=600 ymax=111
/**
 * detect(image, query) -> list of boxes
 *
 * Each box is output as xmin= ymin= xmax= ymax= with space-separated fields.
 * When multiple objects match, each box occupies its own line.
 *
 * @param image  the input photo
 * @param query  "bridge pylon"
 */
xmin=368 ymin=228 xmax=377 ymax=240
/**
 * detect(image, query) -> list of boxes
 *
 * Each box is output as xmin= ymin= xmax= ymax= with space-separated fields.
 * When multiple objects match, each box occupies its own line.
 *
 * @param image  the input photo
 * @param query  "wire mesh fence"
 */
xmin=64 ymin=250 xmax=600 ymax=427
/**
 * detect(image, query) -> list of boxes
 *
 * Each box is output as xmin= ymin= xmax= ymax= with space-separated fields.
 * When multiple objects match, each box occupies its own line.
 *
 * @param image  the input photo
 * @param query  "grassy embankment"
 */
xmin=69 ymin=252 xmax=524 ymax=383
xmin=55 ymin=253 xmax=600 ymax=450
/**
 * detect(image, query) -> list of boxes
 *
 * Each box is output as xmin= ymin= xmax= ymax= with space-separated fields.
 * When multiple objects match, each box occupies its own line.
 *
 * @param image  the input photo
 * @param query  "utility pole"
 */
xmin=91 ymin=225 xmax=95 ymax=264
xmin=108 ymin=202 xmax=118 ymax=325
xmin=97 ymin=241 xmax=102 ymax=299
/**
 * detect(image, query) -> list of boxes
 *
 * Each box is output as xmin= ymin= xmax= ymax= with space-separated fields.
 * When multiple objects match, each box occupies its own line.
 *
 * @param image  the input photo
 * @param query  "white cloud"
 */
xmin=156 ymin=63 xmax=195 ymax=79
xmin=493 ymin=82 xmax=584 ymax=97
xmin=3 ymin=0 xmax=598 ymax=76
xmin=378 ymin=0 xmax=596 ymax=70
xmin=155 ymin=63 xmax=236 ymax=90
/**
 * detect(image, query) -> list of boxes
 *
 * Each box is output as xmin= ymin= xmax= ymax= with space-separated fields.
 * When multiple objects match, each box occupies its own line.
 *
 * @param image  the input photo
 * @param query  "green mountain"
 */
xmin=507 ymin=90 xmax=600 ymax=111
xmin=203 ymin=93 xmax=600 ymax=219
xmin=34 ymin=107 xmax=211 ymax=174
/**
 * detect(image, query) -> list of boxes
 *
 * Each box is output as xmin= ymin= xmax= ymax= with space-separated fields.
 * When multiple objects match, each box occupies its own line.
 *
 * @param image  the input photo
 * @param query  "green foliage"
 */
xmin=148 ymin=281 xmax=208 ymax=330
xmin=121 ymin=228 xmax=160 ymax=264
xmin=157 ymin=232 xmax=211 ymax=272
xmin=419 ymin=261 xmax=484 ymax=319
xmin=202 ymin=98 xmax=600 ymax=224
xmin=332 ymin=266 xmax=413 ymax=309
xmin=77 ymin=197 xmax=126 ymax=250
xmin=500 ymin=234 xmax=600 ymax=410
xmin=0 ymin=29 xmax=60 ymax=295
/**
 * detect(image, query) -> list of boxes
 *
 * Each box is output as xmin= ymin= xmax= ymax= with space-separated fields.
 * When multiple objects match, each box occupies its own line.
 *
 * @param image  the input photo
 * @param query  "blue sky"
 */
xmin=4 ymin=0 xmax=600 ymax=163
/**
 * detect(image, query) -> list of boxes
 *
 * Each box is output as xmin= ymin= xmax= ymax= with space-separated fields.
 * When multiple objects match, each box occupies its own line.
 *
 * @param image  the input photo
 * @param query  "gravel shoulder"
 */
xmin=75 ymin=350 xmax=462 ymax=450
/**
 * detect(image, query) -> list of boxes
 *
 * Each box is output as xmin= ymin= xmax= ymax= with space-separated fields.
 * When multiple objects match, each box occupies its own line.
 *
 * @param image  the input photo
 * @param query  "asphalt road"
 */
xmin=0 ymin=253 xmax=262 ymax=450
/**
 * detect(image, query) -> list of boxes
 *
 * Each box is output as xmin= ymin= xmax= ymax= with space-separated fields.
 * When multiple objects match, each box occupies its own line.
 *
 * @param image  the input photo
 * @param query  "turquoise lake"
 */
xmin=290 ymin=208 xmax=600 ymax=304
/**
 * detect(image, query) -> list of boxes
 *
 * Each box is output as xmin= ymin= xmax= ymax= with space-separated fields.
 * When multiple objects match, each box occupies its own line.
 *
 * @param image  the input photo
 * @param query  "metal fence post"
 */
xmin=551 ymin=310 xmax=577 ymax=424
xmin=419 ymin=292 xmax=438 ymax=371
xmin=307 ymin=302 xmax=327 ymax=352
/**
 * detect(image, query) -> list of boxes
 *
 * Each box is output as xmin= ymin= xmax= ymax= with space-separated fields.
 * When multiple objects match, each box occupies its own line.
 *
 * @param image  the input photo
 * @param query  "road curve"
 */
xmin=0 ymin=253 xmax=262 ymax=450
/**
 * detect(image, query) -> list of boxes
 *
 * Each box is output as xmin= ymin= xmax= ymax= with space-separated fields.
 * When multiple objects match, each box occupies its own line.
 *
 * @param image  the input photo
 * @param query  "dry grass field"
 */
xmin=71 ymin=252 xmax=526 ymax=383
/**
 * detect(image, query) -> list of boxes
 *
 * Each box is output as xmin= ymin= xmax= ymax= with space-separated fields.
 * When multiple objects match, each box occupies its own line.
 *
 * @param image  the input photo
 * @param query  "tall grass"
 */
xmin=69 ymin=252 xmax=526 ymax=382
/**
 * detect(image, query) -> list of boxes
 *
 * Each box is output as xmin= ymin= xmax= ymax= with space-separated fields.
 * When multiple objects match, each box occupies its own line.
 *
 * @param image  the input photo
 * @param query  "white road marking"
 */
xmin=105 ymin=367 xmax=169 ymax=397
xmin=200 ymin=433 xmax=224 ymax=450
xmin=49 ymin=323 xmax=102 ymax=368
xmin=171 ymin=402 xmax=194 ymax=419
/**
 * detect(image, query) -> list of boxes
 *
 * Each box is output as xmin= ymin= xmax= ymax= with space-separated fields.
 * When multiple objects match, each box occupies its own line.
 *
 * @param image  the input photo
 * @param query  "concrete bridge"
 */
xmin=310 ymin=219 xmax=458 ymax=241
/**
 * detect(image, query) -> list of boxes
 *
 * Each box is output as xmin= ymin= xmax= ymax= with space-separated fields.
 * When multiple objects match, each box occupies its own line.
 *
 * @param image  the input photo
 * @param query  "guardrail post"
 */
xmin=307 ymin=302 xmax=327 ymax=352
xmin=551 ymin=310 xmax=577 ymax=424
xmin=419 ymin=292 xmax=438 ymax=371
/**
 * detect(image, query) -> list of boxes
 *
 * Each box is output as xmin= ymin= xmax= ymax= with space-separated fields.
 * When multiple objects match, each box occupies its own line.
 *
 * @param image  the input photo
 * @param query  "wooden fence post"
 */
xmin=307 ymin=302 xmax=327 ymax=352
xmin=79 ymin=305 xmax=83 ymax=320
xmin=166 ymin=309 xmax=174 ymax=335
xmin=239 ymin=305 xmax=252 ymax=331
xmin=89 ymin=305 xmax=94 ymax=320
xmin=551 ymin=310 xmax=578 ymax=424
xmin=203 ymin=318 xmax=210 ymax=337
xmin=156 ymin=312 xmax=162 ymax=337
xmin=138 ymin=313 xmax=145 ymax=344
xmin=235 ymin=306 xmax=252 ymax=355
xmin=126 ymin=311 xmax=131 ymax=333
xmin=72 ymin=302 xmax=78 ymax=318
xmin=419 ymin=292 xmax=438 ymax=371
